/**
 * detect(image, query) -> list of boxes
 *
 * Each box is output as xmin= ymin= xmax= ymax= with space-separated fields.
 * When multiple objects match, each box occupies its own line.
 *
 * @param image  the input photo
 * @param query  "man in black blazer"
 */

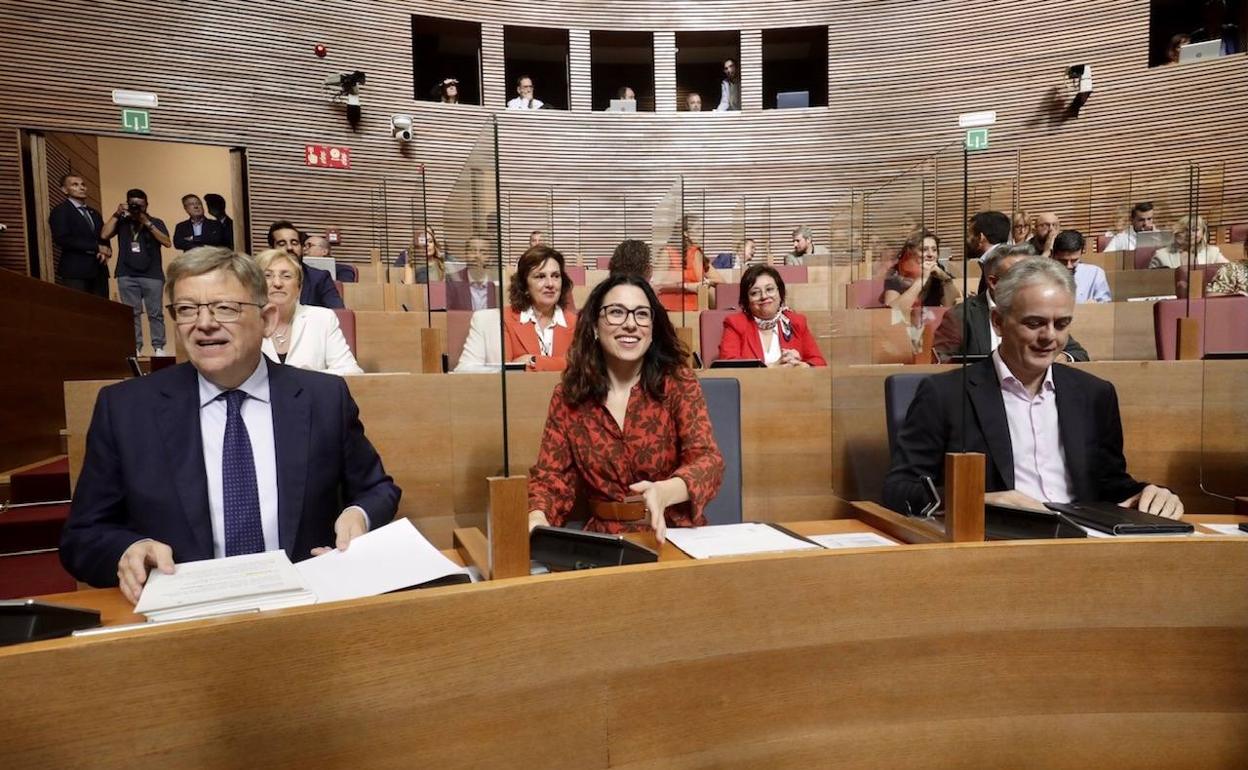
xmin=61 ymin=247 xmax=399 ymax=602
xmin=884 ymin=257 xmax=1181 ymax=520
xmin=204 ymin=193 xmax=234 ymax=250
xmin=48 ymin=174 xmax=110 ymax=296
xmin=173 ymin=194 xmax=228 ymax=252
xmin=934 ymin=244 xmax=1089 ymax=363
xmin=267 ymin=220 xmax=344 ymax=309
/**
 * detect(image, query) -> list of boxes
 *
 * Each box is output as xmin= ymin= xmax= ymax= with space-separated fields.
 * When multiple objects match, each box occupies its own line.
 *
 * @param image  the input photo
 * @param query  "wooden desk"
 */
xmin=6 ymin=528 xmax=1247 ymax=767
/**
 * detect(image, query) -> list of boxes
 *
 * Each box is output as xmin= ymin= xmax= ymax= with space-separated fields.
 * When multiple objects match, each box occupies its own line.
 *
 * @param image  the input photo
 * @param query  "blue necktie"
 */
xmin=221 ymin=390 xmax=265 ymax=556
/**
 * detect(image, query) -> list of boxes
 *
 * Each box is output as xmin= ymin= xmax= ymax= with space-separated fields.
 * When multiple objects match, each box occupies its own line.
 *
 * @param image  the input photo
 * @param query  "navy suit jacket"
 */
xmin=61 ymin=359 xmax=401 ymax=587
xmin=299 ymin=264 xmax=345 ymax=309
xmin=49 ymin=199 xmax=106 ymax=279
xmin=881 ymin=357 xmax=1145 ymax=516
xmin=173 ymin=217 xmax=228 ymax=252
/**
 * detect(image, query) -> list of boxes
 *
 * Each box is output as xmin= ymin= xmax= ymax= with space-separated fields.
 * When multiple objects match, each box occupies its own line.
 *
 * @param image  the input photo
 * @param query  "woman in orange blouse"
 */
xmin=502 ymin=245 xmax=578 ymax=371
xmin=527 ymin=274 xmax=725 ymax=542
xmin=658 ymin=215 xmax=722 ymax=312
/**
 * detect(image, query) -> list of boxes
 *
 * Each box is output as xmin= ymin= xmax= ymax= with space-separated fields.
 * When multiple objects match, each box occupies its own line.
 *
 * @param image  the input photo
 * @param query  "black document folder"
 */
xmin=530 ymin=526 xmax=659 ymax=571
xmin=1045 ymin=502 xmax=1193 ymax=535
xmin=981 ymin=505 xmax=1088 ymax=540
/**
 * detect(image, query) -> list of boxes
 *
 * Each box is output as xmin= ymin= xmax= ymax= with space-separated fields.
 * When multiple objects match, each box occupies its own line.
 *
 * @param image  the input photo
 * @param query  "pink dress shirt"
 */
xmin=992 ymin=350 xmax=1073 ymax=503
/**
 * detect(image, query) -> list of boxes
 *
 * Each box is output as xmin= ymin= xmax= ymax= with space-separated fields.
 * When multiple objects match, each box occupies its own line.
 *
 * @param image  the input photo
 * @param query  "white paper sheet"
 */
xmin=295 ymin=518 xmax=469 ymax=603
xmin=666 ymin=523 xmax=821 ymax=560
xmin=1199 ymin=523 xmax=1248 ymax=537
xmin=136 ymin=550 xmax=314 ymax=620
xmin=809 ymin=532 xmax=898 ymax=549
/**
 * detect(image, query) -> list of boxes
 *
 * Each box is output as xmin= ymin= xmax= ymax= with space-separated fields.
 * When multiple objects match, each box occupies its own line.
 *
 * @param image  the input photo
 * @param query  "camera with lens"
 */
xmin=126 ymin=202 xmax=143 ymax=218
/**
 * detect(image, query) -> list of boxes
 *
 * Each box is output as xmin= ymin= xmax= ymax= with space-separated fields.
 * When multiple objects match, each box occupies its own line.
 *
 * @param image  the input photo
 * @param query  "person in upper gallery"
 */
xmin=1191 ymin=0 xmax=1242 ymax=56
xmin=613 ymin=85 xmax=637 ymax=108
xmin=399 ymin=225 xmax=454 ymax=283
xmin=967 ymin=210 xmax=1011 ymax=296
xmin=255 ymin=248 xmax=363 ymax=376
xmin=1165 ymin=33 xmax=1192 ymax=64
xmin=446 ymin=236 xmax=499 ymax=312
xmin=434 ymin=77 xmax=460 ymax=104
xmin=527 ymin=273 xmax=724 ymax=542
xmin=786 ymin=225 xmax=827 ymax=266
xmin=1009 ymin=210 xmax=1033 ymax=246
xmin=1103 ymin=202 xmax=1156 ymax=252
xmin=933 ymin=244 xmax=1089 ymax=363
xmin=608 ymin=238 xmax=654 ymax=281
xmin=101 ymin=188 xmax=173 ymax=357
xmin=1150 ymin=214 xmax=1228 ymax=269
xmin=880 ymin=230 xmax=961 ymax=314
xmin=507 ymin=75 xmax=544 ymax=109
xmin=529 ymin=230 xmax=546 ymax=249
xmin=1027 ymin=212 xmax=1061 ymax=258
xmin=716 ymin=58 xmax=741 ymax=112
xmin=1051 ymin=230 xmax=1111 ymax=303
xmin=60 ymin=247 xmax=399 ymax=601
xmin=203 ymin=194 xmax=234 ymax=250
xmin=49 ymin=173 xmax=111 ymax=297
xmin=717 ymin=264 xmax=826 ymax=367
xmin=266 ymin=221 xmax=344 ymax=309
xmin=174 ymin=194 xmax=228 ymax=253
xmin=456 ymin=245 xmax=578 ymax=372
xmin=685 ymin=92 xmax=704 ymax=112
xmin=883 ymin=257 xmax=1183 ymax=520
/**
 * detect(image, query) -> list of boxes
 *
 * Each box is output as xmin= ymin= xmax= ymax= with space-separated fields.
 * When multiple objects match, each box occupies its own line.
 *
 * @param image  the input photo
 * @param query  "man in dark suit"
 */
xmin=173 ymin=194 xmax=228 ymax=252
xmin=934 ymin=244 xmax=1089 ymax=363
xmin=884 ymin=257 xmax=1181 ymax=520
xmin=48 ymin=174 xmax=111 ymax=296
xmin=267 ymin=220 xmax=344 ymax=309
xmin=61 ymin=247 xmax=399 ymax=602
xmin=204 ymin=193 xmax=234 ymax=250
xmin=446 ymin=236 xmax=498 ymax=311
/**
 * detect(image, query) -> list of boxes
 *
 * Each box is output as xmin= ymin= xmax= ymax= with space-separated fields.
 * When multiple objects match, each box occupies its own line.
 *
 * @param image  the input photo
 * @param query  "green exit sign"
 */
xmin=121 ymin=108 xmax=150 ymax=134
xmin=965 ymin=127 xmax=989 ymax=151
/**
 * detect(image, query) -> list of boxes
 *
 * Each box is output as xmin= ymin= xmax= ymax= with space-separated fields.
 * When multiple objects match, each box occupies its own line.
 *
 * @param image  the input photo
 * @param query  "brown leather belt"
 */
xmin=589 ymin=499 xmax=647 ymax=522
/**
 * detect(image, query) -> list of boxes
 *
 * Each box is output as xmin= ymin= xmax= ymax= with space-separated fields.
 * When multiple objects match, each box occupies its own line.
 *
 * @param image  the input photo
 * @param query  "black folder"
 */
xmin=0 ymin=600 xmax=101 ymax=646
xmin=530 ymin=526 xmax=658 ymax=571
xmin=982 ymin=505 xmax=1088 ymax=540
xmin=1045 ymin=502 xmax=1194 ymax=535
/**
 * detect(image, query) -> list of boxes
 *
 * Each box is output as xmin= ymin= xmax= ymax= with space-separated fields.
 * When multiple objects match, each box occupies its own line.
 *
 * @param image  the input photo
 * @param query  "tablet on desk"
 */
xmin=529 ymin=526 xmax=658 ymax=571
xmin=980 ymin=505 xmax=1087 ymax=540
xmin=710 ymin=358 xmax=765 ymax=369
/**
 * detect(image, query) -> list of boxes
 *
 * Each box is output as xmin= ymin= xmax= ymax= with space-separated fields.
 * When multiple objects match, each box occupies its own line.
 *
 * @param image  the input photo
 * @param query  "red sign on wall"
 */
xmin=304 ymin=145 xmax=351 ymax=169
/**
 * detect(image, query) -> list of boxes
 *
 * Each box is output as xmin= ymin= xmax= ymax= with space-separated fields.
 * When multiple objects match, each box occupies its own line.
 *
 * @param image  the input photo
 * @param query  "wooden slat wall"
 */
xmin=0 ymin=0 xmax=1245 ymax=276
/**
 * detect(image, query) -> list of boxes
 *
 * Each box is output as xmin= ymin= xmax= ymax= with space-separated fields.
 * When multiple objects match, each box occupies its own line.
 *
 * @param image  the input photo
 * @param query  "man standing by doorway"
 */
xmin=173 ymin=194 xmax=227 ymax=252
xmin=48 ymin=174 xmax=111 ymax=297
xmin=203 ymin=193 xmax=235 ymax=250
xmin=101 ymin=188 xmax=172 ymax=356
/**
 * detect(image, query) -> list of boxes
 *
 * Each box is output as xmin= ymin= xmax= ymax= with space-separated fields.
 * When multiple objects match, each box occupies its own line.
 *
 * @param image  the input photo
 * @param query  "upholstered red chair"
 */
xmin=564 ymin=265 xmax=587 ymax=285
xmin=847 ymin=278 xmax=888 ymax=309
xmin=331 ymin=308 xmax=357 ymax=355
xmin=1096 ymin=234 xmax=1113 ymax=253
xmin=699 ymin=309 xmax=733 ymax=368
xmin=715 ymin=283 xmax=741 ymax=310
xmin=1228 ymin=223 xmax=1247 ymax=246
xmin=1174 ymin=266 xmax=1219 ymax=299
xmin=1132 ymin=246 xmax=1159 ymax=270
xmin=595 ymin=256 xmax=611 ymax=270
xmin=1153 ymin=296 xmax=1248 ymax=359
xmin=446 ymin=310 xmax=475 ymax=370
xmin=775 ymin=265 xmax=809 ymax=283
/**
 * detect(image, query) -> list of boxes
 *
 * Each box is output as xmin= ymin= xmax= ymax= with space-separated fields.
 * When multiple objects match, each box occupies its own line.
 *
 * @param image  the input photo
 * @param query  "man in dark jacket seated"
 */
xmin=884 ymin=257 xmax=1181 ymax=519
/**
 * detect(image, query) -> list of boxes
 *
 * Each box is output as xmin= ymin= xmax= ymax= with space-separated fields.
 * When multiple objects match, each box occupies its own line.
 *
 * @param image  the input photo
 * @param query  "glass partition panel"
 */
xmin=651 ymin=176 xmax=693 ymax=332
xmin=502 ymin=189 xmax=555 ymax=264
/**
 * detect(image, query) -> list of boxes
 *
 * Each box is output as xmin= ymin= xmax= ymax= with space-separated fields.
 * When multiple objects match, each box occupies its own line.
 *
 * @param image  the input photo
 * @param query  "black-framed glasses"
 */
xmin=600 ymin=304 xmax=653 ymax=327
xmin=166 ymin=301 xmax=265 ymax=324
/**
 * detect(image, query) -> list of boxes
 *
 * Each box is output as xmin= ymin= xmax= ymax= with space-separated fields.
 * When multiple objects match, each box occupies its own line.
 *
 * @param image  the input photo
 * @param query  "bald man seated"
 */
xmin=884 ymin=257 xmax=1182 ymax=520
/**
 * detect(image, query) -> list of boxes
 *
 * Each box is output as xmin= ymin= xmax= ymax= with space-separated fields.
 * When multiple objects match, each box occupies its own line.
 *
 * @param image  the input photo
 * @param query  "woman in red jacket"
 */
xmin=717 ymin=264 xmax=826 ymax=367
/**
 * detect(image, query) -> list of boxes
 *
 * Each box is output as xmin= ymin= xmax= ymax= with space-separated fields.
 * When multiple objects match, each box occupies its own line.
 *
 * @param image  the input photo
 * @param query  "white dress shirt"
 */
xmin=760 ymin=328 xmax=781 ymax=365
xmin=992 ymin=350 xmax=1073 ymax=503
xmin=198 ymin=361 xmax=280 ymax=558
xmin=1104 ymin=229 xmax=1136 ymax=252
xmin=986 ymin=290 xmax=1002 ymax=352
xmin=507 ymin=97 xmax=544 ymax=110
xmin=519 ymin=305 xmax=568 ymax=357
xmin=1073 ymin=263 xmax=1112 ymax=303
xmin=469 ymin=281 xmax=492 ymax=311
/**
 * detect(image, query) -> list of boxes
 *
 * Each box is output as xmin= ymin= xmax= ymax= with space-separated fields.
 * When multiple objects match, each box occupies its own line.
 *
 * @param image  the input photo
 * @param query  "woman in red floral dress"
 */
xmin=527 ymin=274 xmax=724 ymax=543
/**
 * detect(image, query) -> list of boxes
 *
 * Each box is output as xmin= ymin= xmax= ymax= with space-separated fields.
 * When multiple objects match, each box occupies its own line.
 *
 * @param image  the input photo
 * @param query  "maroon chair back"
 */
xmin=334 ymin=280 xmax=345 ymax=300
xmin=1153 ymin=296 xmax=1248 ymax=359
xmin=564 ymin=266 xmax=587 ymax=285
xmin=1229 ymin=223 xmax=1247 ymax=246
xmin=1174 ymin=266 xmax=1219 ymax=299
xmin=335 ymin=263 xmax=359 ymax=282
xmin=715 ymin=283 xmax=741 ymax=310
xmin=775 ymin=265 xmax=809 ymax=283
xmin=1132 ymin=246 xmax=1158 ymax=270
xmin=426 ymin=281 xmax=447 ymax=311
xmin=848 ymin=278 xmax=887 ymax=309
xmin=595 ymin=256 xmax=611 ymax=270
xmin=699 ymin=309 xmax=734 ymax=368
xmin=1096 ymin=234 xmax=1112 ymax=253
xmin=446 ymin=310 xmax=475 ymax=370
xmin=332 ymin=309 xmax=357 ymax=355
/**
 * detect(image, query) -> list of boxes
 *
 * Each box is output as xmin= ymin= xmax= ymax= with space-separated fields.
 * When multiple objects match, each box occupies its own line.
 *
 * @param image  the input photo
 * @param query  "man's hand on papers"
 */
xmin=1120 ymin=485 xmax=1184 ymax=520
xmin=311 ymin=507 xmax=370 ymax=556
xmin=118 ymin=539 xmax=175 ymax=604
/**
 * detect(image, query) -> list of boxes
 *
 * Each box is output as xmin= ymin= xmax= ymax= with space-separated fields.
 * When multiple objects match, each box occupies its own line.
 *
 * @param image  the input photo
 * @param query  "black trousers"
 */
xmin=58 ymin=272 xmax=110 ymax=298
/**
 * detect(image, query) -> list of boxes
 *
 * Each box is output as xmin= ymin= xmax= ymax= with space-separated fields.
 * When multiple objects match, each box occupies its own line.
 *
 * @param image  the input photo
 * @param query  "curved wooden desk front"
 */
xmin=3 ymin=534 xmax=1247 ymax=768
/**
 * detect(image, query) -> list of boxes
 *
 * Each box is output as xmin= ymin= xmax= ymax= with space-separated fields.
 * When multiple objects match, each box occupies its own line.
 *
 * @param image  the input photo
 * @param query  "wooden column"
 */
xmin=944 ymin=452 xmax=985 ymax=542
xmin=739 ymin=30 xmax=762 ymax=112
xmin=653 ymin=31 xmax=676 ymax=113
xmin=568 ymin=29 xmax=592 ymax=112
xmin=1176 ymin=317 xmax=1202 ymax=361
xmin=420 ymin=327 xmax=446 ymax=373
xmin=487 ymin=476 xmax=530 ymax=579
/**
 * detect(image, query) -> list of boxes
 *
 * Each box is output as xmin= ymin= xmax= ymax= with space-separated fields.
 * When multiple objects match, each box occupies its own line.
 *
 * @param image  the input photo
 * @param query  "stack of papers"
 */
xmin=666 ymin=523 xmax=821 ymax=559
xmin=135 ymin=519 xmax=468 ymax=622
xmin=808 ymin=532 xmax=898 ymax=549
xmin=1199 ymin=523 xmax=1248 ymax=537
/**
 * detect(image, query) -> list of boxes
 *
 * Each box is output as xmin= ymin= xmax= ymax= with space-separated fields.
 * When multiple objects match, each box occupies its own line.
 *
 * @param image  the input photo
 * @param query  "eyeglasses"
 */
xmin=600 ymin=304 xmax=653 ymax=327
xmin=264 ymin=271 xmax=299 ymax=282
xmin=748 ymin=286 xmax=780 ymax=300
xmin=167 ymin=301 xmax=265 ymax=324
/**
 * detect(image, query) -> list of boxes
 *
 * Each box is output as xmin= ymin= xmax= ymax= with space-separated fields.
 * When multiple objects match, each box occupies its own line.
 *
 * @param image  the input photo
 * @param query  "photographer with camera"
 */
xmin=100 ymin=188 xmax=172 ymax=356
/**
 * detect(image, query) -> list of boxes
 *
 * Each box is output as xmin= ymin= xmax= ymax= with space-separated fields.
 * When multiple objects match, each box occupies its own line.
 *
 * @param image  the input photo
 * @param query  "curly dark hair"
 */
xmin=608 ymin=239 xmax=653 ymax=279
xmin=561 ymin=274 xmax=692 ymax=406
xmin=508 ymin=245 xmax=574 ymax=312
xmin=738 ymin=264 xmax=787 ymax=314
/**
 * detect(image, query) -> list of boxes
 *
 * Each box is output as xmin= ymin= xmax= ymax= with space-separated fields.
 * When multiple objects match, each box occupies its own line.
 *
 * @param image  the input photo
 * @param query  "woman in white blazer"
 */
xmin=453 ymin=308 xmax=502 ymax=372
xmin=256 ymin=249 xmax=363 ymax=376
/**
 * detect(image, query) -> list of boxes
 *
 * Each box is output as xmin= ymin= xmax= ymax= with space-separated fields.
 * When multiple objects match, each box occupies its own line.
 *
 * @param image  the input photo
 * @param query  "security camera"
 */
xmin=391 ymin=114 xmax=413 ymax=141
xmin=1066 ymin=64 xmax=1093 ymax=95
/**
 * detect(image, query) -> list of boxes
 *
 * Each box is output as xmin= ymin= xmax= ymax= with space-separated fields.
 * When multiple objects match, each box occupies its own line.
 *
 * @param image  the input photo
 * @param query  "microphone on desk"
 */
xmin=401 ymin=303 xmax=410 ymax=312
